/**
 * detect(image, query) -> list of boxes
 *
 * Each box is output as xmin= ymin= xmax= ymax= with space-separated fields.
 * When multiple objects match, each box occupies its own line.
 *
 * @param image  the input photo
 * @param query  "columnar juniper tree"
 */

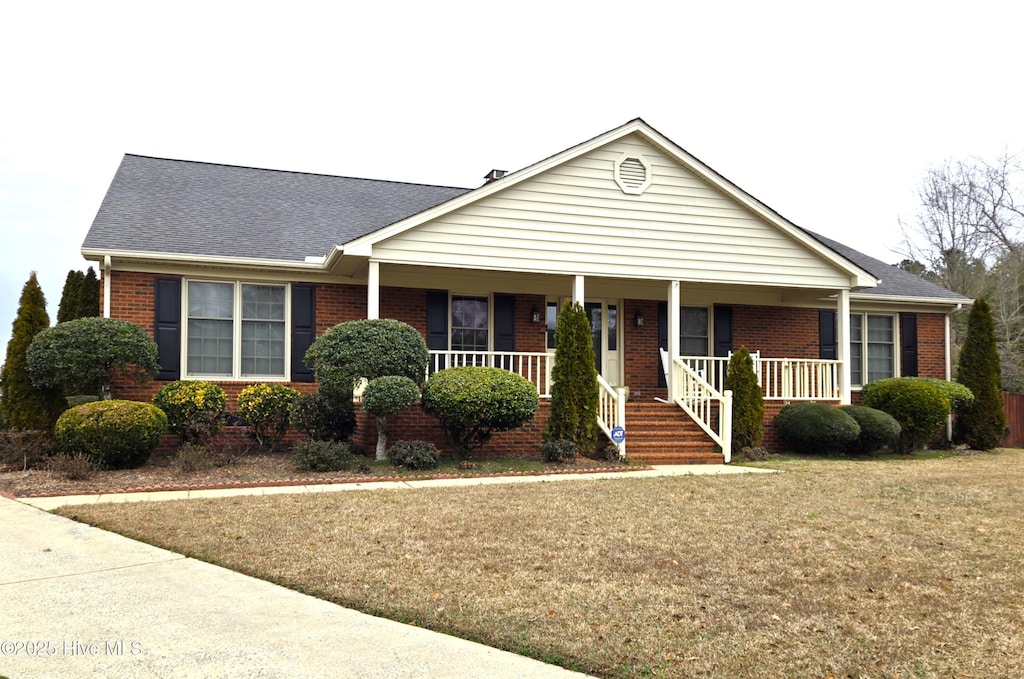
xmin=956 ymin=298 xmax=1006 ymax=450
xmin=0 ymin=273 xmax=66 ymax=430
xmin=543 ymin=301 xmax=599 ymax=457
xmin=724 ymin=346 xmax=764 ymax=455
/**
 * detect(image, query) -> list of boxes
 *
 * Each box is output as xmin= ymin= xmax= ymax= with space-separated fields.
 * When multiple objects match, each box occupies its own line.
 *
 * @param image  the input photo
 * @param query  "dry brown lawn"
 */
xmin=58 ymin=450 xmax=1024 ymax=678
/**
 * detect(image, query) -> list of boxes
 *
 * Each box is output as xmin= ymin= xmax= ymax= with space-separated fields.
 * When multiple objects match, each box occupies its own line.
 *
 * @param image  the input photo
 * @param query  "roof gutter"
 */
xmin=81 ymin=248 xmax=333 ymax=272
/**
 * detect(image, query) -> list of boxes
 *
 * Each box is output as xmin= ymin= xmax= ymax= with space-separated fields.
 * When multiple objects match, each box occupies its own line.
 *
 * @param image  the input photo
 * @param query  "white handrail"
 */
xmin=671 ymin=357 xmax=733 ymax=462
xmin=596 ymin=375 xmax=627 ymax=460
xmin=679 ymin=355 xmax=840 ymax=400
xmin=428 ymin=350 xmax=554 ymax=397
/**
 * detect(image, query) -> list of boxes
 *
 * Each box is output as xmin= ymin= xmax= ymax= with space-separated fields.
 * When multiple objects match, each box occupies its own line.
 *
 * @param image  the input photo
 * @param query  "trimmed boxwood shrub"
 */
xmin=237 ymin=383 xmax=300 ymax=450
xmin=386 ymin=440 xmax=440 ymax=470
xmin=304 ymin=319 xmax=429 ymax=391
xmin=152 ymin=380 xmax=227 ymax=444
xmin=289 ymin=387 xmax=356 ymax=442
xmin=291 ymin=440 xmax=355 ymax=472
xmin=422 ymin=366 xmax=539 ymax=458
xmin=774 ymin=402 xmax=860 ymax=454
xmin=540 ymin=439 xmax=578 ymax=463
xmin=861 ymin=378 xmax=950 ymax=454
xmin=54 ymin=400 xmax=168 ymax=469
xmin=839 ymin=405 xmax=901 ymax=455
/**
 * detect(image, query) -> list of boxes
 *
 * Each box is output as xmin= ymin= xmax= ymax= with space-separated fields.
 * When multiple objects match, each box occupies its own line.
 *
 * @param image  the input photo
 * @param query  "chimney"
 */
xmin=483 ymin=169 xmax=508 ymax=184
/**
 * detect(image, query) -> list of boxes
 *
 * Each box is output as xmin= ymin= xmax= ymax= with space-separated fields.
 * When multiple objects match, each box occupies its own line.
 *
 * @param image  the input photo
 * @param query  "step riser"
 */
xmin=616 ymin=403 xmax=723 ymax=463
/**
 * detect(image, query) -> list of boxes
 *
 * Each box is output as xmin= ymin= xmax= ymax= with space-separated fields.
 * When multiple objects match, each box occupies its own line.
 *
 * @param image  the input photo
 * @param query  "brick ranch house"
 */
xmin=81 ymin=119 xmax=970 ymax=463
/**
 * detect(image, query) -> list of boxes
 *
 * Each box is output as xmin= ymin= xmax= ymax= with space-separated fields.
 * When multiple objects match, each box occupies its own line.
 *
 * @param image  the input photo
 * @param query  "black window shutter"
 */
xmin=819 ymin=309 xmax=837 ymax=360
xmin=154 ymin=277 xmax=181 ymax=381
xmin=494 ymin=294 xmax=515 ymax=370
xmin=900 ymin=313 xmax=919 ymax=377
xmin=291 ymin=284 xmax=316 ymax=382
xmin=657 ymin=302 xmax=667 ymax=388
xmin=713 ymin=306 xmax=733 ymax=358
xmin=425 ymin=291 xmax=448 ymax=351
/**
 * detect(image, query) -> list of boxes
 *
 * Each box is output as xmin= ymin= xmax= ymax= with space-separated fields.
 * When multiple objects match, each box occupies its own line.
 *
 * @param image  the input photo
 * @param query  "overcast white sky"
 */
xmin=3 ymin=1 xmax=1022 ymax=359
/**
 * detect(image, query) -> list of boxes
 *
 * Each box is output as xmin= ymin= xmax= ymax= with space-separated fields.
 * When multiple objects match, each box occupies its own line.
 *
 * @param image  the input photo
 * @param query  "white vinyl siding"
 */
xmin=371 ymin=134 xmax=850 ymax=289
xmin=186 ymin=280 xmax=288 ymax=379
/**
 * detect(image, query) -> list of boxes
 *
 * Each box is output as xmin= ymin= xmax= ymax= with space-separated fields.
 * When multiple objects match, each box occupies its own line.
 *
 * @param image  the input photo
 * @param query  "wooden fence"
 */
xmin=1002 ymin=391 xmax=1024 ymax=448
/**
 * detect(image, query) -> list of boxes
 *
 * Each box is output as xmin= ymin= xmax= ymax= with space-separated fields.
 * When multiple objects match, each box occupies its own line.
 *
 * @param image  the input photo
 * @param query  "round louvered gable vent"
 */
xmin=614 ymin=153 xmax=652 ymax=194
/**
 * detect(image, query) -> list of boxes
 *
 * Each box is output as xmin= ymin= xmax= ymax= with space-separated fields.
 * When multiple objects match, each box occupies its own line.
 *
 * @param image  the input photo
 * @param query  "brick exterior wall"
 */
xmin=105 ymin=272 xmax=951 ymax=456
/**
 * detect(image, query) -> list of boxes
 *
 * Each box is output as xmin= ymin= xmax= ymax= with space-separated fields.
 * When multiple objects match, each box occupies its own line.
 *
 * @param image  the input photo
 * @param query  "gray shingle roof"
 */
xmin=83 ymin=154 xmax=472 ymax=262
xmin=804 ymin=230 xmax=971 ymax=303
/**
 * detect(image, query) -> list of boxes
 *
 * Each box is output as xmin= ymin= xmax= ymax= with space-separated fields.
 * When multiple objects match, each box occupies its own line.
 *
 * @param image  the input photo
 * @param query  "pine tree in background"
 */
xmin=956 ymin=298 xmax=1006 ymax=450
xmin=56 ymin=270 xmax=84 ymax=323
xmin=77 ymin=266 xmax=101 ymax=318
xmin=724 ymin=346 xmax=764 ymax=453
xmin=0 ymin=273 xmax=66 ymax=431
xmin=543 ymin=301 xmax=599 ymax=456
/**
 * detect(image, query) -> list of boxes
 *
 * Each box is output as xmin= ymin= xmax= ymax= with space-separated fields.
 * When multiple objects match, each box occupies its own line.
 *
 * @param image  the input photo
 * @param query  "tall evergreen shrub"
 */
xmin=0 ymin=273 xmax=66 ymax=430
xmin=956 ymin=298 xmax=1006 ymax=450
xmin=56 ymin=270 xmax=83 ymax=323
xmin=724 ymin=346 xmax=764 ymax=452
xmin=77 ymin=267 xmax=100 ymax=318
xmin=543 ymin=301 xmax=599 ymax=457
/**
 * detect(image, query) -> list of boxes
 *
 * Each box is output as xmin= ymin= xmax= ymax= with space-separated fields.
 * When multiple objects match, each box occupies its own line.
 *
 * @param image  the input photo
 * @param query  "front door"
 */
xmin=584 ymin=300 xmax=622 ymax=386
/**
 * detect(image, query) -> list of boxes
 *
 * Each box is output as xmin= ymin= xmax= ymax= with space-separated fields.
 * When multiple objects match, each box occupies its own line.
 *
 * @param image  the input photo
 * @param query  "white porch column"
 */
xmin=367 ymin=260 xmax=380 ymax=320
xmin=837 ymin=289 xmax=851 ymax=405
xmin=572 ymin=275 xmax=585 ymax=305
xmin=667 ymin=280 xmax=680 ymax=399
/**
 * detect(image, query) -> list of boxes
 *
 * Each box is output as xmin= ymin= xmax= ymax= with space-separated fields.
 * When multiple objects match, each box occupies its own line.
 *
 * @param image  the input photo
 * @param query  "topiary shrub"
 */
xmin=304 ymin=319 xmax=429 ymax=392
xmin=54 ymin=400 xmax=168 ymax=469
xmin=292 ymin=439 xmax=355 ymax=472
xmin=861 ymin=378 xmax=950 ymax=454
xmin=237 ymin=383 xmax=300 ymax=451
xmin=26 ymin=317 xmax=159 ymax=400
xmin=422 ymin=366 xmax=539 ymax=459
xmin=724 ymin=346 xmax=764 ymax=454
xmin=773 ymin=402 xmax=860 ymax=454
xmin=543 ymin=301 xmax=599 ymax=457
xmin=540 ymin=439 xmax=578 ymax=463
xmin=289 ymin=387 xmax=357 ymax=442
xmin=386 ymin=440 xmax=440 ymax=470
xmin=956 ymin=298 xmax=1006 ymax=450
xmin=839 ymin=405 xmax=901 ymax=455
xmin=362 ymin=376 xmax=420 ymax=460
xmin=152 ymin=380 xmax=227 ymax=444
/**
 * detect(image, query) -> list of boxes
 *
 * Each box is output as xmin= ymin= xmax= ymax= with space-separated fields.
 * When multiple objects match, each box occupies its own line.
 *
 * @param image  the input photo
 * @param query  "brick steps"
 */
xmin=616 ymin=401 xmax=725 ymax=465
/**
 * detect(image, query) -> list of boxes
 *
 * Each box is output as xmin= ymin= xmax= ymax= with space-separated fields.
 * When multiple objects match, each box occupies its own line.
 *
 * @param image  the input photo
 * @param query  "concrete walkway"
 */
xmin=1 ymin=465 xmax=773 ymax=678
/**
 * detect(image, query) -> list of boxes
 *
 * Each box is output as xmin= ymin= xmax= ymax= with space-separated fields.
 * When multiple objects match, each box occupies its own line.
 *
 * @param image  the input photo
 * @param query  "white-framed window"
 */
xmin=451 ymin=295 xmax=489 ymax=352
xmin=850 ymin=313 xmax=894 ymax=386
xmin=680 ymin=307 xmax=709 ymax=356
xmin=185 ymin=280 xmax=288 ymax=379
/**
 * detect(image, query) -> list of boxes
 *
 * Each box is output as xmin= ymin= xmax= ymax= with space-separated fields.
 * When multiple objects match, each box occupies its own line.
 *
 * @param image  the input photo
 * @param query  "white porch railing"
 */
xmin=671 ymin=358 xmax=733 ymax=462
xmin=428 ymin=351 xmax=555 ymax=397
xmin=597 ymin=375 xmax=627 ymax=459
xmin=679 ymin=356 xmax=841 ymax=400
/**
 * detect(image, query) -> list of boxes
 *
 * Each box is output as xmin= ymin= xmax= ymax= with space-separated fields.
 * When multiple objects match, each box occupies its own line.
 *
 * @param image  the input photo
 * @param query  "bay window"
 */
xmin=186 ymin=280 xmax=287 ymax=378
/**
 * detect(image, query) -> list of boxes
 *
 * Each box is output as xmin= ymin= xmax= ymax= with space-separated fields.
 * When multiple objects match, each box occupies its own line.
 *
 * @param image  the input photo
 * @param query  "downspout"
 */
xmin=102 ymin=255 xmax=111 ymax=319
xmin=946 ymin=303 xmax=963 ymax=441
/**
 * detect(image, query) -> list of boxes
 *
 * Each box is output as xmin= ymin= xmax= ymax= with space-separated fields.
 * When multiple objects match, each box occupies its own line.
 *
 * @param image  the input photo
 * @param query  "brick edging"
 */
xmin=15 ymin=465 xmax=653 ymax=499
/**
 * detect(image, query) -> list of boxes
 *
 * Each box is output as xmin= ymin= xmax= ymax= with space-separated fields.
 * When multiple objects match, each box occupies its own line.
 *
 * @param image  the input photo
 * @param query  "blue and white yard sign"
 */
xmin=610 ymin=426 xmax=626 ymax=444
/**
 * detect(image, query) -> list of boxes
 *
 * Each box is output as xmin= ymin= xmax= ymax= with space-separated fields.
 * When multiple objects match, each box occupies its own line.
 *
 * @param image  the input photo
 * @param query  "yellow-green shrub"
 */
xmin=54 ymin=400 xmax=167 ymax=469
xmin=152 ymin=381 xmax=227 ymax=443
xmin=237 ymin=383 xmax=300 ymax=450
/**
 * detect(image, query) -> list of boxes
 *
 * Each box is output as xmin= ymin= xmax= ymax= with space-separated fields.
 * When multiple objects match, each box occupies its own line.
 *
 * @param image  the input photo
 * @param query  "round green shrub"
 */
xmin=362 ymin=376 xmax=420 ymax=418
xmin=422 ymin=366 xmax=539 ymax=458
xmin=773 ymin=402 xmax=860 ymax=454
xmin=54 ymin=400 xmax=168 ymax=469
xmin=898 ymin=377 xmax=974 ymax=414
xmin=861 ymin=378 xmax=951 ymax=453
xmin=540 ymin=439 xmax=578 ymax=463
xmin=291 ymin=439 xmax=355 ymax=472
xmin=386 ymin=440 xmax=440 ymax=470
xmin=237 ymin=383 xmax=300 ymax=450
xmin=839 ymin=405 xmax=901 ymax=455
xmin=152 ymin=381 xmax=227 ymax=444
xmin=289 ymin=388 xmax=356 ymax=441
xmin=304 ymin=319 xmax=429 ymax=391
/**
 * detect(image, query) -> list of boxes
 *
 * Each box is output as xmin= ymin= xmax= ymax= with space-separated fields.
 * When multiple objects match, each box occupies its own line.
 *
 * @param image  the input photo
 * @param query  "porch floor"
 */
xmin=621 ymin=401 xmax=724 ymax=465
